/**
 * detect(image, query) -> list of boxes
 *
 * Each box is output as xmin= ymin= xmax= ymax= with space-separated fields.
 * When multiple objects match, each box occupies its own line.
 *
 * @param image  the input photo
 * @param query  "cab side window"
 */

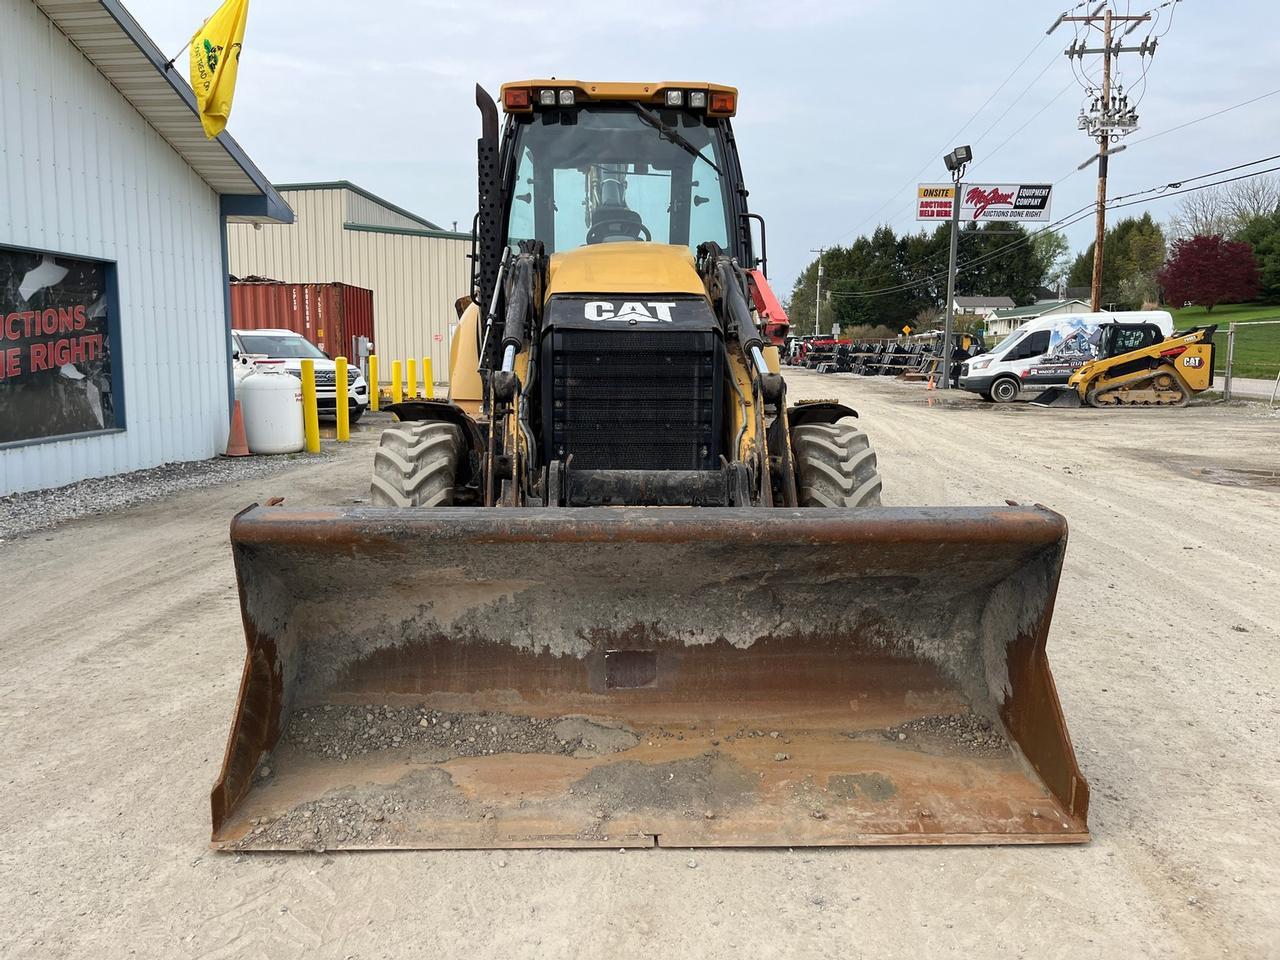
xmin=1012 ymin=330 xmax=1050 ymax=360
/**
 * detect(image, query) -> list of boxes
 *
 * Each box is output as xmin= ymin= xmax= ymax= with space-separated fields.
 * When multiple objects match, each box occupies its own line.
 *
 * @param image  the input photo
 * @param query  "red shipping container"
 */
xmin=230 ymin=281 xmax=375 ymax=361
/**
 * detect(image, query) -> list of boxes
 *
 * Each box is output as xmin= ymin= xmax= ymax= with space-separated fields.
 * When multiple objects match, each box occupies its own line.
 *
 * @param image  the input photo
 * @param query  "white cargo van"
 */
xmin=958 ymin=310 xmax=1174 ymax=402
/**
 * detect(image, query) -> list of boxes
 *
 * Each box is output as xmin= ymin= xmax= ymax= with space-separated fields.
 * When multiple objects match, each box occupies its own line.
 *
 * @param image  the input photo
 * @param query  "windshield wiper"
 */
xmin=631 ymin=104 xmax=724 ymax=175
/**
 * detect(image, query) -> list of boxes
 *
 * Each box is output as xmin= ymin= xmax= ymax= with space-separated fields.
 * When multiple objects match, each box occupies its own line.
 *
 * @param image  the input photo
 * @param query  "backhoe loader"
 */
xmin=212 ymin=81 xmax=1089 ymax=849
xmin=1032 ymin=324 xmax=1217 ymax=408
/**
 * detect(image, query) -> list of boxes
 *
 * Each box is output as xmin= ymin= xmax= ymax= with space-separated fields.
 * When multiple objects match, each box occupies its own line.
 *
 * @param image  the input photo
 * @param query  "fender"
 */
xmin=787 ymin=400 xmax=858 ymax=429
xmin=384 ymin=399 xmax=485 ymax=487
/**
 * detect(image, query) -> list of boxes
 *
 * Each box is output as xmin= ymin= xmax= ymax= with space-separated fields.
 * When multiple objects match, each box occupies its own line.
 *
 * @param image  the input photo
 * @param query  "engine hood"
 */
xmin=545 ymin=243 xmax=706 ymax=300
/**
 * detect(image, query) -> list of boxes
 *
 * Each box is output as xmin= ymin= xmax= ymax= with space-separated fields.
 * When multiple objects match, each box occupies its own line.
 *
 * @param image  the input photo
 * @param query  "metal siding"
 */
xmin=345 ymin=191 xmax=432 ymax=231
xmin=0 ymin=0 xmax=229 ymax=495
xmin=227 ymin=187 xmax=469 ymax=386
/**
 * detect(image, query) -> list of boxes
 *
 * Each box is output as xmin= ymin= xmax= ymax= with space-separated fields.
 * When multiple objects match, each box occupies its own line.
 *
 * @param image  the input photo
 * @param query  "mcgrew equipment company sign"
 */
xmin=916 ymin=183 xmax=1053 ymax=222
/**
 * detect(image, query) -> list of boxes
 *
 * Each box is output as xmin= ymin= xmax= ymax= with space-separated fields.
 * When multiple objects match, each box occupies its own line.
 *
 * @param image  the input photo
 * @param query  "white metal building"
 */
xmin=225 ymin=182 xmax=472 ymax=383
xmin=0 ymin=0 xmax=290 ymax=495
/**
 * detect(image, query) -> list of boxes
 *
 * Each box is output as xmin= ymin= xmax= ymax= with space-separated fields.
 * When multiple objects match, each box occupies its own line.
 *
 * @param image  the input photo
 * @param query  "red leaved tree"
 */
xmin=1158 ymin=234 xmax=1260 ymax=312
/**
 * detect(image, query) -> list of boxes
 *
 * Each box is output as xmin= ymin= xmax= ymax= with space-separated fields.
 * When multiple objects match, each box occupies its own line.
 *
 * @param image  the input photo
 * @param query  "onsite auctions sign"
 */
xmin=1 ymin=246 xmax=118 ymax=444
xmin=917 ymin=183 xmax=1053 ymax=222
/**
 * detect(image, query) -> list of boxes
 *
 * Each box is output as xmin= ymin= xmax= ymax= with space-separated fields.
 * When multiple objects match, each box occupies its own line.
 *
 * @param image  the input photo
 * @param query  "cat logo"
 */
xmin=1182 ymin=355 xmax=1204 ymax=368
xmin=584 ymin=301 xmax=677 ymax=323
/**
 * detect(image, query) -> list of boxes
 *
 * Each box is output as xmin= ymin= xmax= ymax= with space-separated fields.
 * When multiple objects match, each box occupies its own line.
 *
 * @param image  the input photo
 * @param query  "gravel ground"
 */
xmin=281 ymin=705 xmax=640 ymax=763
xmin=0 ymin=454 xmax=310 ymax=542
xmin=864 ymin=711 xmax=1010 ymax=758
xmin=2 ymin=377 xmax=1279 ymax=958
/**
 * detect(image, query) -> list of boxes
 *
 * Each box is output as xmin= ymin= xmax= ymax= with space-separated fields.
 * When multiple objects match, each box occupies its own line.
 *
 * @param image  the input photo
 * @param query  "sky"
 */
xmin=125 ymin=0 xmax=1280 ymax=299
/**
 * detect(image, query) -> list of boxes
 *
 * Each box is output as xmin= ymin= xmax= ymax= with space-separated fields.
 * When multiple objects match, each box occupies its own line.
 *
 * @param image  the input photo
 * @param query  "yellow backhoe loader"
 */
xmin=211 ymin=81 xmax=1089 ymax=850
xmin=1032 ymin=324 xmax=1217 ymax=408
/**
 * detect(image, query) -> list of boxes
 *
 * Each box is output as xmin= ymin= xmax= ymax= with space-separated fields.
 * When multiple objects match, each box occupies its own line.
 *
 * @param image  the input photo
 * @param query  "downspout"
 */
xmin=218 ymin=198 xmax=235 ymax=417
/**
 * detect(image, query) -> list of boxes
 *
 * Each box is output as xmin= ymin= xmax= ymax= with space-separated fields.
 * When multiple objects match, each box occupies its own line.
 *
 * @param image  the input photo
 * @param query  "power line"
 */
xmin=823 ymin=154 xmax=1280 ymax=300
xmin=826 ymin=205 xmax=1096 ymax=299
xmin=826 ymin=28 xmax=1052 ymax=246
xmin=1109 ymin=163 xmax=1280 ymax=210
xmin=982 ymin=80 xmax=1077 ymax=165
xmin=1127 ymin=86 xmax=1280 ymax=146
xmin=970 ymin=53 xmax=1062 ymax=152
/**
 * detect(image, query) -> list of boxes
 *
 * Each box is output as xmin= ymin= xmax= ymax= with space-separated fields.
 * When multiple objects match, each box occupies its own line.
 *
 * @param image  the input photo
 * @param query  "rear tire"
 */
xmin=370 ymin=422 xmax=462 ymax=507
xmin=792 ymin=421 xmax=883 ymax=508
xmin=990 ymin=377 xmax=1020 ymax=403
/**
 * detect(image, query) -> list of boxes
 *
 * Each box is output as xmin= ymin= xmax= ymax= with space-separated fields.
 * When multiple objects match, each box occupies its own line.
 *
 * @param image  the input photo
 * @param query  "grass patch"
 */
xmin=1170 ymin=303 xmax=1280 ymax=379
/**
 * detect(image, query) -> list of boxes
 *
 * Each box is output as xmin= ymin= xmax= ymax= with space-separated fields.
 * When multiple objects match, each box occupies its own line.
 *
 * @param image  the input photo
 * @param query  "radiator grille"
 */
xmin=545 ymin=329 xmax=722 ymax=470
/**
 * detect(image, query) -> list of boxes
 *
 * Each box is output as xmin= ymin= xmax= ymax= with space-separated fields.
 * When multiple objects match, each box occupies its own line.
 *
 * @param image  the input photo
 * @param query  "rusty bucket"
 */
xmin=212 ymin=505 xmax=1088 ymax=849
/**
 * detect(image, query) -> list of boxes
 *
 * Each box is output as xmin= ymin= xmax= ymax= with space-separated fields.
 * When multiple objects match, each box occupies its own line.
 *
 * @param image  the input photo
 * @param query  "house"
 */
xmin=226 ymin=182 xmax=472 ymax=386
xmin=986 ymin=299 xmax=1090 ymax=338
xmin=951 ymin=296 xmax=1016 ymax=321
xmin=1 ymin=0 xmax=290 ymax=494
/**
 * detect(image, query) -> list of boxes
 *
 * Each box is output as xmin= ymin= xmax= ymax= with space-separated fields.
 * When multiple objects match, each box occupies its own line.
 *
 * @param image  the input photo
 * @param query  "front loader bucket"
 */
xmin=212 ymin=506 xmax=1089 ymax=849
xmin=1030 ymin=386 xmax=1083 ymax=408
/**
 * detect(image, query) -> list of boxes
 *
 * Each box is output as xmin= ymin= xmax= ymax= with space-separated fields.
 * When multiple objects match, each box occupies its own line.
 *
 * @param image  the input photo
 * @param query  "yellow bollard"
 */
xmin=391 ymin=360 xmax=403 ymax=404
xmin=300 ymin=358 xmax=321 ymax=453
xmin=335 ymin=356 xmax=350 ymax=442
xmin=423 ymin=357 xmax=433 ymax=398
xmin=407 ymin=357 xmax=417 ymax=399
xmin=368 ymin=354 xmax=379 ymax=412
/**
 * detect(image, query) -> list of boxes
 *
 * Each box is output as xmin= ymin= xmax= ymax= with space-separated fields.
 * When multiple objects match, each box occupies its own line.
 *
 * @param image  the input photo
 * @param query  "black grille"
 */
xmin=543 ymin=328 xmax=723 ymax=470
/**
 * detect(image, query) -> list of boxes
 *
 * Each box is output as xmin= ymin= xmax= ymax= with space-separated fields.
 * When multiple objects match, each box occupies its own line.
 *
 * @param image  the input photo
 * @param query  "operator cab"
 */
xmin=497 ymin=82 xmax=750 ymax=263
xmin=1098 ymin=322 xmax=1165 ymax=360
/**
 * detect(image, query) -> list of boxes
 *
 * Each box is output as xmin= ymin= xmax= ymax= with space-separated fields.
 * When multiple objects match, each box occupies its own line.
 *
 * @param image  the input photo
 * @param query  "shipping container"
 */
xmin=230 ymin=281 xmax=375 ymax=363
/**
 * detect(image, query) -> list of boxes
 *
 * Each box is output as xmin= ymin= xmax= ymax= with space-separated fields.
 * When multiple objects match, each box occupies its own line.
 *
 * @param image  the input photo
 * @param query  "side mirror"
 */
xmin=743 ymin=213 xmax=768 ymax=277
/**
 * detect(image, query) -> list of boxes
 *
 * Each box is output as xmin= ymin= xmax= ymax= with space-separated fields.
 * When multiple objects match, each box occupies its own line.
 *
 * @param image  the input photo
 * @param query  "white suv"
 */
xmin=232 ymin=328 xmax=370 ymax=422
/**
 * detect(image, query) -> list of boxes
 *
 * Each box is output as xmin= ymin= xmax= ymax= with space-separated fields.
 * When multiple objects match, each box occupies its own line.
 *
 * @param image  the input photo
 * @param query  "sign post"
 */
xmin=941 ymin=182 xmax=962 ymax=390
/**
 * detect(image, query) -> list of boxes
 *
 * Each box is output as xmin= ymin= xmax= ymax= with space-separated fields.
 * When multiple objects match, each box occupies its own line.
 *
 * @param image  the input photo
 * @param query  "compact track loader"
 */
xmin=213 ymin=81 xmax=1089 ymax=850
xmin=1032 ymin=324 xmax=1217 ymax=408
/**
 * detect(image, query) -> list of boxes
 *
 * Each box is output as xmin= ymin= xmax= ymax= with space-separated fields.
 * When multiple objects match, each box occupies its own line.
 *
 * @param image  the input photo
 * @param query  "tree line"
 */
xmin=787 ymin=222 xmax=1067 ymax=335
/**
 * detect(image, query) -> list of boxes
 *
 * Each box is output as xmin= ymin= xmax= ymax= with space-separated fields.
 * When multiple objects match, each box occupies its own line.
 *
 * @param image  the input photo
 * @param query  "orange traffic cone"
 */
xmin=926 ymin=374 xmax=936 ymax=391
xmin=225 ymin=400 xmax=250 ymax=457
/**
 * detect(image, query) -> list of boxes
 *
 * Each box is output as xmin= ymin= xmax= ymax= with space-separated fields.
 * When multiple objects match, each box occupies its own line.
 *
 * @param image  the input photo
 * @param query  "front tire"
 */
xmin=792 ymin=421 xmax=883 ymax=508
xmin=370 ymin=422 xmax=461 ymax=507
xmin=990 ymin=377 xmax=1020 ymax=403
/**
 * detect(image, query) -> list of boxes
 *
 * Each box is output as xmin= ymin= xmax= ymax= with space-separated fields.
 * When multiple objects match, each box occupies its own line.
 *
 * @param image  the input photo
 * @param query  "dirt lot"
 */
xmin=2 ymin=377 xmax=1278 ymax=959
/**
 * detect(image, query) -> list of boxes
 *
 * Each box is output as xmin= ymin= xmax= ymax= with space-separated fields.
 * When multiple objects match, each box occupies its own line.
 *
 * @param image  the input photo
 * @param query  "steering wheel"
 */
xmin=586 ymin=219 xmax=652 ymax=245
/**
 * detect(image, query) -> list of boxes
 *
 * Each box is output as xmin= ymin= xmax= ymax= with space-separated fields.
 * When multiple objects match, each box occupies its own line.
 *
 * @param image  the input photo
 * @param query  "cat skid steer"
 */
xmin=211 ymin=81 xmax=1089 ymax=850
xmin=1032 ymin=324 xmax=1217 ymax=408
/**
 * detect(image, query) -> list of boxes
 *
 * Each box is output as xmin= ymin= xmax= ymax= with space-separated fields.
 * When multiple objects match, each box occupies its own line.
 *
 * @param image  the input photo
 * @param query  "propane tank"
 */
xmin=239 ymin=360 xmax=304 ymax=454
xmin=232 ymin=352 xmax=260 ymax=402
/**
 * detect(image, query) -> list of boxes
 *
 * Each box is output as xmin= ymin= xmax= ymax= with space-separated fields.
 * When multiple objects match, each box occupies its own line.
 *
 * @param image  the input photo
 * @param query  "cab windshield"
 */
xmin=505 ymin=105 xmax=732 ymax=254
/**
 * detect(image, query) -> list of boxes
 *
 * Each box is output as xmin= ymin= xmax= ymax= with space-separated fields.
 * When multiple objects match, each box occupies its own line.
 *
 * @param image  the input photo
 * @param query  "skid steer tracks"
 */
xmin=1 ymin=392 xmax=1278 ymax=958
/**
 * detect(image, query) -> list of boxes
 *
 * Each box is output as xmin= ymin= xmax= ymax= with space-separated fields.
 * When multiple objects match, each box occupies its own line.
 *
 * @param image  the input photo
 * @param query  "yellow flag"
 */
xmin=189 ymin=0 xmax=250 ymax=139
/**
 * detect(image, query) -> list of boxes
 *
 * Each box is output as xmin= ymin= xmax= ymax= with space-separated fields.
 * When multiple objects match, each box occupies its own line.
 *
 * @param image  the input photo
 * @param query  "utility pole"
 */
xmin=1053 ymin=4 xmax=1154 ymax=311
xmin=810 ymin=247 xmax=825 ymax=336
xmin=1091 ymin=9 xmax=1113 ymax=314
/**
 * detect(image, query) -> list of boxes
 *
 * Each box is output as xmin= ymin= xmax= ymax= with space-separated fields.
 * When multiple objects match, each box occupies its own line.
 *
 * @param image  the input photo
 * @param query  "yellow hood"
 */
xmin=545 ymin=243 xmax=706 ymax=299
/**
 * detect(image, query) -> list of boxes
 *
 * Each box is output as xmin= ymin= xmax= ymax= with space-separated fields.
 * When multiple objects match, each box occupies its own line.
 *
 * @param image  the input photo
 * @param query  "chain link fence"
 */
xmin=1219 ymin=319 xmax=1280 ymax=404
